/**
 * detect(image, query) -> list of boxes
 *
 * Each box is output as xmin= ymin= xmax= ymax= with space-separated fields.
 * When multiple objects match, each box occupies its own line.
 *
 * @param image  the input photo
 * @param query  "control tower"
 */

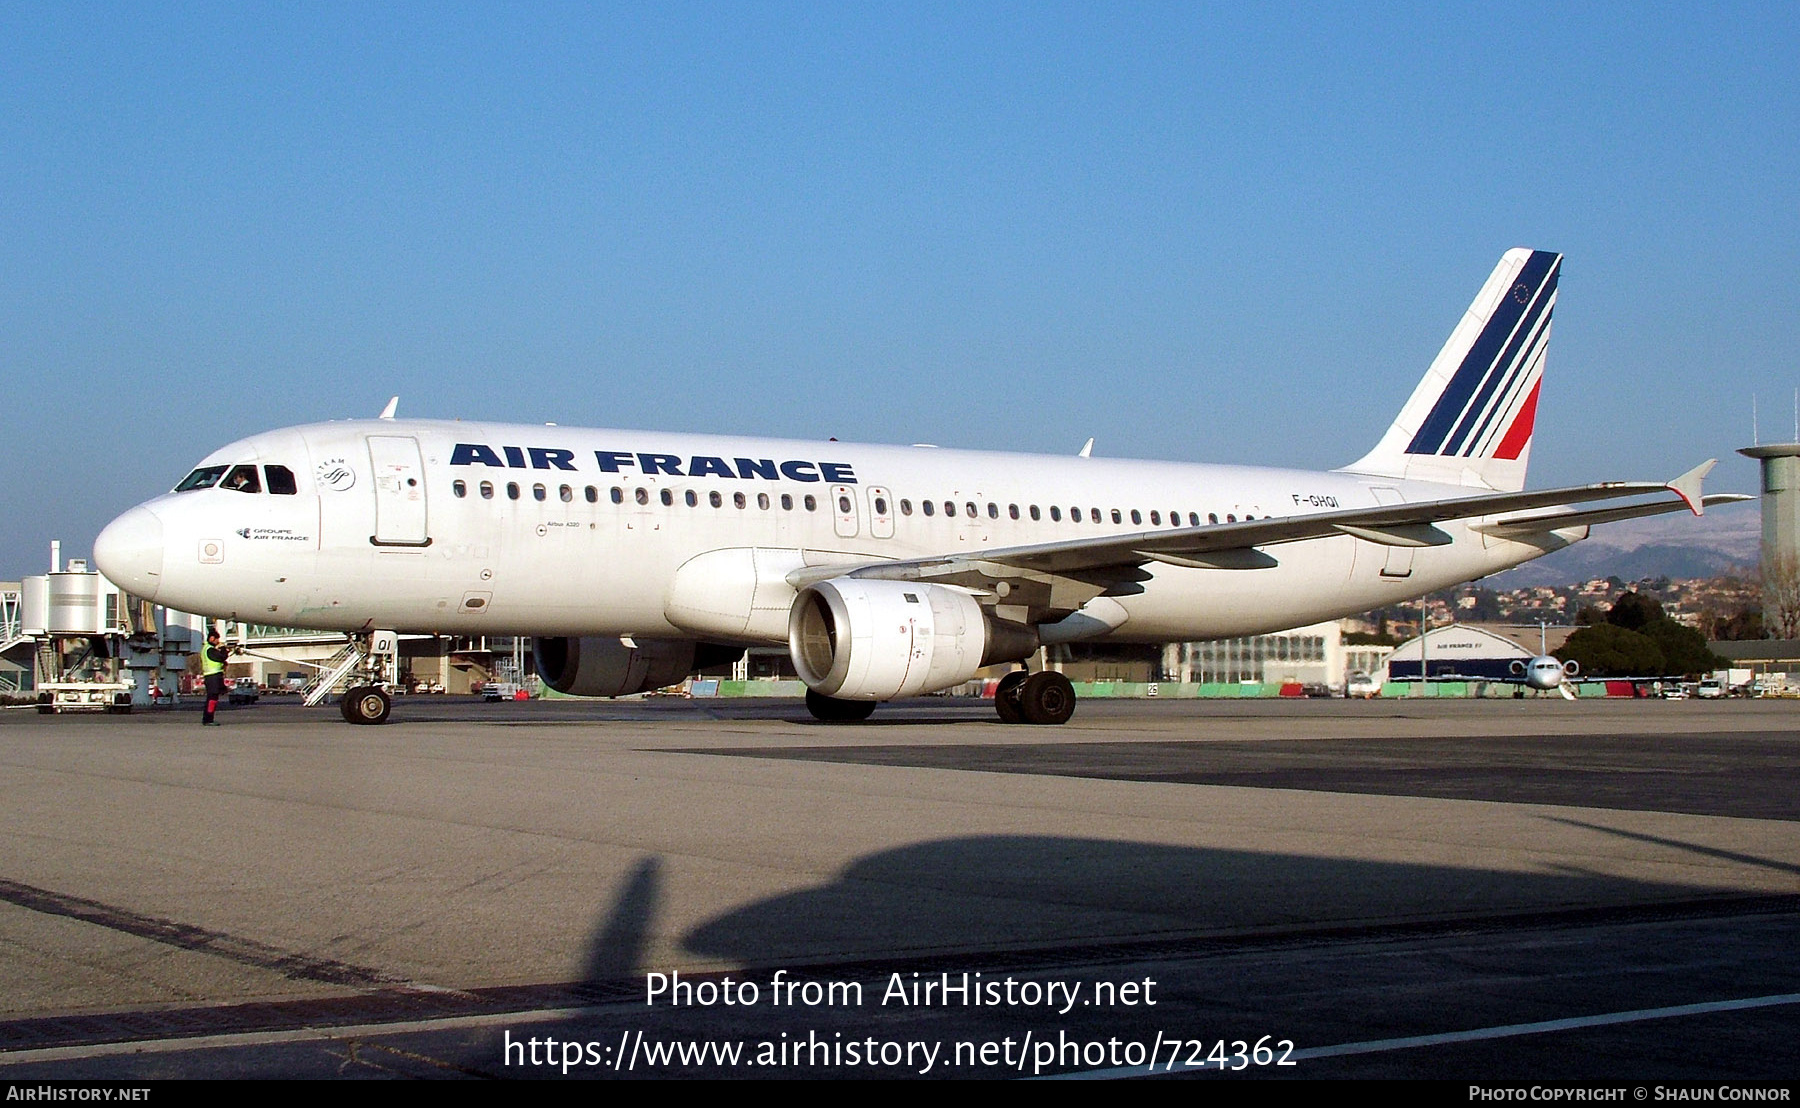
xmin=1737 ymin=442 xmax=1800 ymax=635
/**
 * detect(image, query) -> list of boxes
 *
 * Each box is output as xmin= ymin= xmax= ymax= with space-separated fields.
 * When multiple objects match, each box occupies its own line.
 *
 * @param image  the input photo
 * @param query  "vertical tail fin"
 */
xmin=1339 ymin=248 xmax=1561 ymax=492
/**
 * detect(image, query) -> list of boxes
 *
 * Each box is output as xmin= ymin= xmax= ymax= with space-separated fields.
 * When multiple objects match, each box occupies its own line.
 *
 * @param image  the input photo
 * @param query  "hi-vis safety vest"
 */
xmin=202 ymin=646 xmax=226 ymax=676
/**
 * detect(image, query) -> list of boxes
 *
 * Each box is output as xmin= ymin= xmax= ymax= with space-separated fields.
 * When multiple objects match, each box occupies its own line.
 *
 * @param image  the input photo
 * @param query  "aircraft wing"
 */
xmin=786 ymin=461 xmax=1727 ymax=617
xmin=1473 ymin=493 xmax=1751 ymax=540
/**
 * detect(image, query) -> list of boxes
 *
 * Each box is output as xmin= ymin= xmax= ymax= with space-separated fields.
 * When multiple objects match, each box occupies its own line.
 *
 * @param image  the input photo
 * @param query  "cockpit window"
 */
xmin=222 ymin=465 xmax=262 ymax=493
xmin=174 ymin=465 xmax=227 ymax=492
xmin=265 ymin=465 xmax=298 ymax=495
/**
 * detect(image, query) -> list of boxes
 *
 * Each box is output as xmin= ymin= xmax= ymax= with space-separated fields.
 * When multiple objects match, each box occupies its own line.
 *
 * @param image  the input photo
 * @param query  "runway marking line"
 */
xmin=1048 ymin=991 xmax=1800 ymax=1079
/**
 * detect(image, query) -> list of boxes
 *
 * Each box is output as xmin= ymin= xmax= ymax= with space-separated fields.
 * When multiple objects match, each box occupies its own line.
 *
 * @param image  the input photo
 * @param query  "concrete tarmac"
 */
xmin=0 ymin=695 xmax=1796 ymax=1079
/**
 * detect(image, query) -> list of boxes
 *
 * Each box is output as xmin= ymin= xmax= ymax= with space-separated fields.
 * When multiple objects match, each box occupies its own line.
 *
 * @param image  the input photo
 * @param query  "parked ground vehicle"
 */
xmin=1346 ymin=671 xmax=1383 ymax=699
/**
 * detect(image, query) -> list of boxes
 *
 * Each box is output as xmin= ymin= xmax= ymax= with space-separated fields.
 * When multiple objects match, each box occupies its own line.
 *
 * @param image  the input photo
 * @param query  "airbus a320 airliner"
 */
xmin=93 ymin=249 xmax=1742 ymax=725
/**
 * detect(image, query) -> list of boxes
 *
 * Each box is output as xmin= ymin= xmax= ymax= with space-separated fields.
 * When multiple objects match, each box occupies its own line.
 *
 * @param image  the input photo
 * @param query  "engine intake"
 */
xmin=788 ymin=579 xmax=1037 ymax=701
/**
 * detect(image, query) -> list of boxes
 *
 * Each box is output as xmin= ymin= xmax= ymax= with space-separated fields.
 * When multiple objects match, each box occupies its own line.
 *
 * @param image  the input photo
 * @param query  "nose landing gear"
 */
xmin=340 ymin=684 xmax=392 ymax=725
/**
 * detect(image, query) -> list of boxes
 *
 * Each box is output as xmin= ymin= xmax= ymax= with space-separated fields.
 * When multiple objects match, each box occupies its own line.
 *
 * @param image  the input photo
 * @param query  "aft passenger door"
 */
xmin=368 ymin=436 xmax=430 ymax=546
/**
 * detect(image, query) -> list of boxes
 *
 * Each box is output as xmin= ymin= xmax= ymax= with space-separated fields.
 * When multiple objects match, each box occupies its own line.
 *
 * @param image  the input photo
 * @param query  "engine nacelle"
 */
xmin=788 ymin=579 xmax=1038 ymax=701
xmin=534 ymin=636 xmax=698 ymax=698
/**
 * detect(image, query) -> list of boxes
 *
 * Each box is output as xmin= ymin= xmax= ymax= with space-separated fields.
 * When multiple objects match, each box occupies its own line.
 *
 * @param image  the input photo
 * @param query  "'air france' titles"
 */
xmin=450 ymin=444 xmax=856 ymax=484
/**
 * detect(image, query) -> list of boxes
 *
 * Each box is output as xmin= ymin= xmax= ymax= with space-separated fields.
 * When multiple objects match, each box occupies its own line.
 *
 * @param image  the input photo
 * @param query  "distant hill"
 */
xmin=1482 ymin=503 xmax=1759 ymax=588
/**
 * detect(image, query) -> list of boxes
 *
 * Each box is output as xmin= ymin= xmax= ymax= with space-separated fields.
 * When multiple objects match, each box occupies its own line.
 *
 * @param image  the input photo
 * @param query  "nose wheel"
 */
xmin=340 ymin=685 xmax=392 ymax=725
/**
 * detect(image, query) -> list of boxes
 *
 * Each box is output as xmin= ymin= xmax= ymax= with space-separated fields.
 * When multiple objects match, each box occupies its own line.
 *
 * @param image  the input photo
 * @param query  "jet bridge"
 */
xmin=14 ymin=542 xmax=197 ymax=712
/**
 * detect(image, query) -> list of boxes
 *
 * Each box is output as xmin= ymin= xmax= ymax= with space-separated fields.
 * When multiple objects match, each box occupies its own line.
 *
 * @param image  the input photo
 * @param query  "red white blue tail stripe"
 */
xmin=1405 ymin=250 xmax=1559 ymax=461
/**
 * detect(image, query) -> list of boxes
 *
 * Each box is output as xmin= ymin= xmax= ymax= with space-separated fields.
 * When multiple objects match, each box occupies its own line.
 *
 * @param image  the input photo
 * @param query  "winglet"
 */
xmin=1666 ymin=458 xmax=1716 ymax=516
xmin=378 ymin=396 xmax=399 ymax=421
xmin=1078 ymin=438 xmax=1094 ymax=459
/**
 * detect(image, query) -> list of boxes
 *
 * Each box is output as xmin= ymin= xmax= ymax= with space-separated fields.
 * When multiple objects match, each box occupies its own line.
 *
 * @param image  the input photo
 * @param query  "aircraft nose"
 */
xmin=94 ymin=506 xmax=165 ymax=599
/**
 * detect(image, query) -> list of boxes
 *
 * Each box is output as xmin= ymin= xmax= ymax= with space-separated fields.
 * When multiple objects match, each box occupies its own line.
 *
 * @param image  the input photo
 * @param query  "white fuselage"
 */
xmin=97 ymin=418 xmax=1581 ymax=644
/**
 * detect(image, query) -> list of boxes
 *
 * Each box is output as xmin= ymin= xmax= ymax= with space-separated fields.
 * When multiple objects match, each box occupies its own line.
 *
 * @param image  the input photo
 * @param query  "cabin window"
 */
xmin=1149 ymin=510 xmax=1160 ymax=525
xmin=944 ymin=501 xmax=957 ymax=518
xmin=1008 ymin=504 xmax=1019 ymax=520
xmin=781 ymin=493 xmax=793 ymax=510
xmin=734 ymin=492 xmax=747 ymax=509
xmin=1226 ymin=513 xmax=1237 ymax=522
xmin=987 ymin=502 xmax=998 ymax=519
xmin=559 ymin=484 xmax=573 ymax=503
xmin=1111 ymin=509 xmax=1122 ymax=524
xmin=584 ymin=485 xmax=597 ymax=503
xmin=265 ymin=466 xmax=298 ymax=495
xmin=758 ymin=492 xmax=771 ymax=510
xmin=661 ymin=489 xmax=674 ymax=506
xmin=710 ymin=491 xmax=723 ymax=508
xmin=1091 ymin=508 xmax=1102 ymax=523
xmin=610 ymin=487 xmax=623 ymax=504
xmin=532 ymin=484 xmax=546 ymax=502
xmin=967 ymin=501 xmax=978 ymax=518
xmin=480 ymin=481 xmax=494 ymax=499
xmin=1029 ymin=504 xmax=1040 ymax=521
xmin=922 ymin=500 xmax=935 ymax=517
xmin=507 ymin=482 xmax=520 ymax=500
xmin=452 ymin=480 xmax=467 ymax=498
xmin=223 ymin=465 xmax=261 ymax=494
xmin=685 ymin=490 xmax=698 ymax=507
xmin=899 ymin=499 xmax=912 ymax=516
xmin=804 ymin=494 xmax=817 ymax=511
xmin=838 ymin=494 xmax=853 ymax=514
xmin=174 ymin=465 xmax=227 ymax=492
xmin=1130 ymin=509 xmax=1141 ymax=525
xmin=1050 ymin=506 xmax=1062 ymax=521
xmin=636 ymin=487 xmax=649 ymax=505
xmin=873 ymin=495 xmax=887 ymax=515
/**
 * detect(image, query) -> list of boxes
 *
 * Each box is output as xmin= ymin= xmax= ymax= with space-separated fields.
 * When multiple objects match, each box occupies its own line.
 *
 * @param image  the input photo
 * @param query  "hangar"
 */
xmin=1385 ymin=624 xmax=1571 ymax=683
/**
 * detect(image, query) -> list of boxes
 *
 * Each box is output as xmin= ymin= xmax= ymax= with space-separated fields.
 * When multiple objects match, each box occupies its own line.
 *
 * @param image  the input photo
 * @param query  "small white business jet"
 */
xmin=94 ymin=249 xmax=1744 ymax=725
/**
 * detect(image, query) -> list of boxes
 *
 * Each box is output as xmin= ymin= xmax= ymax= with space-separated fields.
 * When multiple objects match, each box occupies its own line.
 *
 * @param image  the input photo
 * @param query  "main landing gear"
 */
xmin=994 ymin=669 xmax=1076 ymax=725
xmin=805 ymin=689 xmax=877 ymax=722
xmin=801 ymin=671 xmax=1078 ymax=726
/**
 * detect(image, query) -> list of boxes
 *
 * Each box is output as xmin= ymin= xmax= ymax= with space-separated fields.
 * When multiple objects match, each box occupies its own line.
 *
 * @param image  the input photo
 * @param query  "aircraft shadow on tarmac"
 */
xmin=419 ymin=832 xmax=1794 ymax=1077
xmin=672 ymin=833 xmax=1758 ymax=966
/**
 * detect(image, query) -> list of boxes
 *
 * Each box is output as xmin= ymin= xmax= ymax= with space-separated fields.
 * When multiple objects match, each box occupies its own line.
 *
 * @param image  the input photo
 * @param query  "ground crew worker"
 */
xmin=201 ymin=629 xmax=229 ymax=726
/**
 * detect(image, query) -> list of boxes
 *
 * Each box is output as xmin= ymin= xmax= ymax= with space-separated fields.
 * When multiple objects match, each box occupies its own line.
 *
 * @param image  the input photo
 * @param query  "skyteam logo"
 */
xmin=315 ymin=459 xmax=356 ymax=491
xmin=1406 ymin=250 xmax=1560 ymax=461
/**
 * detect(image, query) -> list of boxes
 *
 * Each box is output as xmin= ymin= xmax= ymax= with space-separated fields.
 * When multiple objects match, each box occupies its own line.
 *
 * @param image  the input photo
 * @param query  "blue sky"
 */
xmin=2 ymin=3 xmax=1794 ymax=575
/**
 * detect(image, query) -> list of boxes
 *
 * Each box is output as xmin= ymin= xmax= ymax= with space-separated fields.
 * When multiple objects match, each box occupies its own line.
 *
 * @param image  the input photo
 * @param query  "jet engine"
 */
xmin=788 ymin=579 xmax=1038 ymax=701
xmin=535 ymin=636 xmax=709 ymax=697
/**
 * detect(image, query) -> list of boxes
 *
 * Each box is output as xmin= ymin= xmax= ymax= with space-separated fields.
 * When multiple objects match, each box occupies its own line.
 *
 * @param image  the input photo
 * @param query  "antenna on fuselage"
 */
xmin=1078 ymin=438 xmax=1094 ymax=458
xmin=378 ymin=396 xmax=399 ymax=420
